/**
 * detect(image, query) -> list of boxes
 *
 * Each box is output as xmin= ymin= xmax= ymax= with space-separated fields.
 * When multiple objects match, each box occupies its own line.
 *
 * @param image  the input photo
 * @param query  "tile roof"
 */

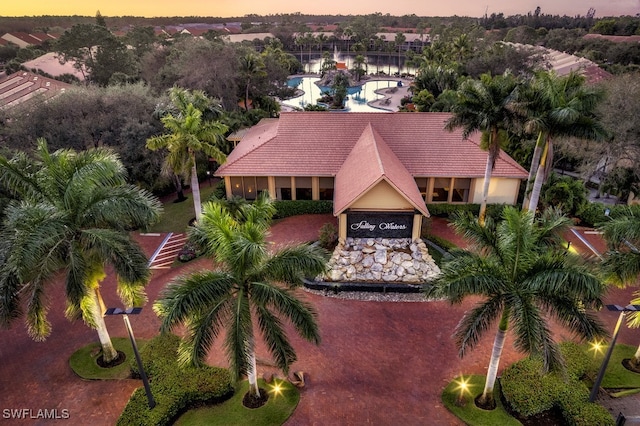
xmin=583 ymin=34 xmax=640 ymax=43
xmin=0 ymin=71 xmax=71 ymax=110
xmin=216 ymin=112 xmax=528 ymax=180
xmin=334 ymin=123 xmax=429 ymax=216
xmin=22 ymin=52 xmax=85 ymax=80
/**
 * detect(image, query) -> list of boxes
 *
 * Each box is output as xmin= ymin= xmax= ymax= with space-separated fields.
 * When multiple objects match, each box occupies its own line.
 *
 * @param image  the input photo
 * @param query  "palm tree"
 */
xmin=147 ymin=88 xmax=228 ymax=222
xmin=428 ymin=206 xmax=606 ymax=408
xmin=0 ymin=140 xmax=162 ymax=363
xmin=153 ymin=194 xmax=328 ymax=397
xmin=239 ymin=52 xmax=266 ymax=111
xmin=352 ymin=54 xmax=367 ymax=82
xmin=519 ymin=71 xmax=606 ymax=213
xmin=394 ymin=32 xmax=406 ymax=75
xmin=446 ymin=72 xmax=521 ymax=225
xmin=599 ymin=208 xmax=640 ymax=367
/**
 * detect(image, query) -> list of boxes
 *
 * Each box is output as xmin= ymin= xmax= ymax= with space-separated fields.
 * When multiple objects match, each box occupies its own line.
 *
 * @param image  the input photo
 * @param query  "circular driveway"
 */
xmin=0 ymin=215 xmax=637 ymax=425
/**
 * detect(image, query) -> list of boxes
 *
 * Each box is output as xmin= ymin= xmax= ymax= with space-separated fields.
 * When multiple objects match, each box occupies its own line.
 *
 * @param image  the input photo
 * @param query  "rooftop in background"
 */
xmin=22 ymin=52 xmax=85 ymax=81
xmin=583 ymin=34 xmax=640 ymax=44
xmin=0 ymin=32 xmax=57 ymax=48
xmin=0 ymin=71 xmax=71 ymax=110
xmin=504 ymin=42 xmax=612 ymax=84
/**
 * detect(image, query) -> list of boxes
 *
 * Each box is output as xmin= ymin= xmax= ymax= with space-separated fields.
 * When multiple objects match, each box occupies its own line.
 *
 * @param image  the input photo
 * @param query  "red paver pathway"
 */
xmin=0 ymin=214 xmax=638 ymax=425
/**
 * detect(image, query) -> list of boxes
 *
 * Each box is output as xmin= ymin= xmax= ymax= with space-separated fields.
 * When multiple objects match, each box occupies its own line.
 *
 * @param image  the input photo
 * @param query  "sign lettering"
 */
xmin=347 ymin=213 xmax=413 ymax=238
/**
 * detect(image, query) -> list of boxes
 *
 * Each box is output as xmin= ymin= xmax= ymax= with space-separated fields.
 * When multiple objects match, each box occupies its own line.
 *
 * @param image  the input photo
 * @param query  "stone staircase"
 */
xmin=148 ymin=233 xmax=188 ymax=269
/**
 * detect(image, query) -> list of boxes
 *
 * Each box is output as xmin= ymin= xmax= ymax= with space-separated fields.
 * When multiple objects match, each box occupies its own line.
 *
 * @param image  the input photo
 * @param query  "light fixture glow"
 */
xmin=269 ymin=379 xmax=284 ymax=398
xmin=590 ymin=340 xmax=605 ymax=355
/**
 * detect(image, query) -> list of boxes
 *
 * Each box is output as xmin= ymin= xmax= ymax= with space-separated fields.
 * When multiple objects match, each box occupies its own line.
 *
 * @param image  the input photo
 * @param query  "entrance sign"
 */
xmin=347 ymin=213 xmax=413 ymax=238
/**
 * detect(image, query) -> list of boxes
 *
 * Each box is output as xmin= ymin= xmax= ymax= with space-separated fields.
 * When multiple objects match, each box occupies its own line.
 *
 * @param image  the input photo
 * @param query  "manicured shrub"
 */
xmin=556 ymin=385 xmax=614 ymax=426
xmin=500 ymin=357 xmax=561 ymax=416
xmin=560 ymin=341 xmax=590 ymax=380
xmin=576 ymin=201 xmax=610 ymax=227
xmin=425 ymin=203 xmax=508 ymax=220
xmin=119 ymin=334 xmax=234 ymax=426
xmin=318 ymin=222 xmax=338 ymax=250
xmin=501 ymin=342 xmax=614 ymax=425
xmin=272 ymin=200 xmax=333 ymax=218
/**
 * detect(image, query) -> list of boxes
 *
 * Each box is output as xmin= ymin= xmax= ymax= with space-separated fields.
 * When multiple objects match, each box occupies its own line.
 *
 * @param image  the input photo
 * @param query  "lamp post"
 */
xmin=589 ymin=304 xmax=640 ymax=402
xmin=104 ymin=307 xmax=156 ymax=409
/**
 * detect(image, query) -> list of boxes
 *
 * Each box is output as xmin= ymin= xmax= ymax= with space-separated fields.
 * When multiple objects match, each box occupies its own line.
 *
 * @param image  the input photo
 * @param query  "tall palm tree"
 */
xmin=600 ymin=208 xmax=640 ymax=366
xmin=352 ymin=54 xmax=367 ymax=82
xmin=147 ymin=87 xmax=228 ymax=222
xmin=0 ymin=140 xmax=162 ymax=362
xmin=446 ymin=72 xmax=521 ymax=225
xmin=154 ymin=194 xmax=328 ymax=397
xmin=239 ymin=52 xmax=266 ymax=112
xmin=394 ymin=32 xmax=406 ymax=74
xmin=428 ymin=206 xmax=606 ymax=408
xmin=518 ymin=71 xmax=606 ymax=213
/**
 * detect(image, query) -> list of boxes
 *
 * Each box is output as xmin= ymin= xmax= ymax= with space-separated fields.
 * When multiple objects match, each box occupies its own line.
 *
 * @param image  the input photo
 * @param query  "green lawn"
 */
xmin=588 ymin=343 xmax=640 ymax=389
xmin=174 ymin=379 xmax=299 ymax=426
xmin=148 ymin=184 xmax=218 ymax=233
xmin=69 ymin=338 xmax=145 ymax=380
xmin=442 ymin=375 xmax=521 ymax=426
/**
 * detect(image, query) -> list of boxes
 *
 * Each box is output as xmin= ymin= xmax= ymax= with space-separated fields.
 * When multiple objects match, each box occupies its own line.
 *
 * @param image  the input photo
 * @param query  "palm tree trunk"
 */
xmin=632 ymin=344 xmax=640 ymax=367
xmin=91 ymin=288 xmax=118 ymax=362
xmin=174 ymin=174 xmax=187 ymax=202
xmin=244 ymin=78 xmax=250 ymax=111
xmin=478 ymin=151 xmax=495 ymax=226
xmin=478 ymin=310 xmax=509 ymax=407
xmin=527 ymin=138 xmax=550 ymax=214
xmin=248 ymin=340 xmax=261 ymax=397
xmin=190 ymin=158 xmax=202 ymax=222
xmin=522 ymin=132 xmax=544 ymax=211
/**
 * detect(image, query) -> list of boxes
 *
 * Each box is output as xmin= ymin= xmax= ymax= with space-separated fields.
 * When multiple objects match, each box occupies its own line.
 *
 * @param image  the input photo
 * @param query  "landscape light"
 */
xmin=104 ymin=307 xmax=156 ymax=409
xmin=589 ymin=304 xmax=640 ymax=402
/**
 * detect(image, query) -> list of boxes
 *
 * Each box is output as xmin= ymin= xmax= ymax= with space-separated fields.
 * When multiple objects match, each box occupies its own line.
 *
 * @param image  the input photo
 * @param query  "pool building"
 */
xmin=216 ymin=112 xmax=528 ymax=241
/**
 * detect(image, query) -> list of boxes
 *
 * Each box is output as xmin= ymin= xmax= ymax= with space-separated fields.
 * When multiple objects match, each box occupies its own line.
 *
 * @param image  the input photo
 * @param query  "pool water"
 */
xmin=283 ymin=77 xmax=404 ymax=112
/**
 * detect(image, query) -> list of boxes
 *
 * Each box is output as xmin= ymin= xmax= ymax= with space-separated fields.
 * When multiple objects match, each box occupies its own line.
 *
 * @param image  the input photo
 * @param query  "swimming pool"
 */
xmin=283 ymin=77 xmax=404 ymax=112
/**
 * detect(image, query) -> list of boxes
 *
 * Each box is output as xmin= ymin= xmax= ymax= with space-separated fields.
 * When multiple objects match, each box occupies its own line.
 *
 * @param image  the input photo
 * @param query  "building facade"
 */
xmin=216 ymin=112 xmax=528 ymax=240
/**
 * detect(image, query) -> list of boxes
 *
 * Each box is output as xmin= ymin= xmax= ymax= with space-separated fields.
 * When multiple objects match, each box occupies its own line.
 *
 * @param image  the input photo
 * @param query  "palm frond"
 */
xmin=255 ymin=304 xmax=297 ymax=373
xmin=26 ymin=280 xmax=51 ymax=341
xmin=508 ymin=293 xmax=563 ymax=372
xmin=454 ymin=296 xmax=504 ymax=357
xmin=429 ymin=253 xmax=506 ymax=303
xmin=543 ymin=297 xmax=607 ymax=342
xmin=251 ymin=282 xmax=320 ymax=344
xmin=0 ymin=270 xmax=23 ymax=327
xmin=224 ymin=288 xmax=253 ymax=381
xmin=261 ymin=244 xmax=328 ymax=287
xmin=153 ymin=271 xmax=235 ymax=333
xmin=178 ymin=300 xmax=232 ymax=367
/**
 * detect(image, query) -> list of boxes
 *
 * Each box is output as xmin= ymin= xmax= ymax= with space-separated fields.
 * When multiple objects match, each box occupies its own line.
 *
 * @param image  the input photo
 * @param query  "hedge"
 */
xmin=500 ymin=342 xmax=613 ymax=425
xmin=272 ymin=200 xmax=333 ymax=219
xmin=425 ymin=203 xmax=509 ymax=219
xmin=575 ymin=202 xmax=640 ymax=228
xmin=118 ymin=334 xmax=234 ymax=426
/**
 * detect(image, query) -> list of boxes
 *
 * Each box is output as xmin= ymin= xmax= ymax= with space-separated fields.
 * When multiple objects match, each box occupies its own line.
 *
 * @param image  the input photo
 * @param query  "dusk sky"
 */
xmin=3 ymin=0 xmax=639 ymax=19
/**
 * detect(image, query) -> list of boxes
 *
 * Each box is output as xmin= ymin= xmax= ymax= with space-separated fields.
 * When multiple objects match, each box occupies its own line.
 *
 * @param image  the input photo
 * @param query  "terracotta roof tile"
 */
xmin=334 ymin=124 xmax=429 ymax=216
xmin=218 ymin=112 xmax=528 ymax=181
xmin=0 ymin=71 xmax=71 ymax=110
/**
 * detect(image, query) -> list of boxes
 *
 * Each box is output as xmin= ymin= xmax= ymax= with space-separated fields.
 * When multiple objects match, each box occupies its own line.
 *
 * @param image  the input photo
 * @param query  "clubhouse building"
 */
xmin=216 ymin=112 xmax=528 ymax=242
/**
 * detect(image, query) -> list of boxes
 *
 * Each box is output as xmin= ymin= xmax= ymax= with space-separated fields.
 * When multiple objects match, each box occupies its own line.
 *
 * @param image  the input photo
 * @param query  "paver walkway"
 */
xmin=0 ymin=215 xmax=638 ymax=425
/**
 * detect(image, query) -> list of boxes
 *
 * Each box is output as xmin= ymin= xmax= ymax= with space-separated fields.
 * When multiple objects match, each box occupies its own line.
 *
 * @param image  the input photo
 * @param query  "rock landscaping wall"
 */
xmin=324 ymin=237 xmax=440 ymax=283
